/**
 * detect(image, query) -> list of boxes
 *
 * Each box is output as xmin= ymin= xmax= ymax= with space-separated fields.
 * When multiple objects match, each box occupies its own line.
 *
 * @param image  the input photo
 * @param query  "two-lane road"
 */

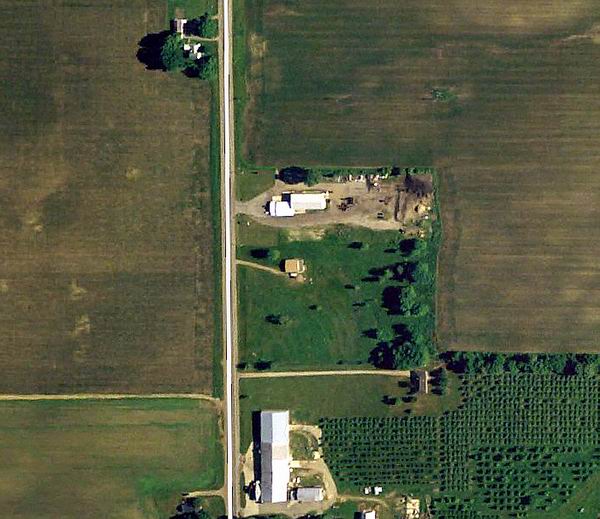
xmin=219 ymin=0 xmax=236 ymax=517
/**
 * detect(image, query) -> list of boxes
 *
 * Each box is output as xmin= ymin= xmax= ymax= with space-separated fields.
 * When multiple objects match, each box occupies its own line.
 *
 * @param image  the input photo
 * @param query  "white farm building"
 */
xmin=268 ymin=192 xmax=328 ymax=217
xmin=259 ymin=410 xmax=290 ymax=503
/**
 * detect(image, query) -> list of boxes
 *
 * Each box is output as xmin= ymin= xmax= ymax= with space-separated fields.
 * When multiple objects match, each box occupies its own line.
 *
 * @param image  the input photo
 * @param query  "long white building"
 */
xmin=268 ymin=192 xmax=328 ymax=217
xmin=259 ymin=410 xmax=290 ymax=503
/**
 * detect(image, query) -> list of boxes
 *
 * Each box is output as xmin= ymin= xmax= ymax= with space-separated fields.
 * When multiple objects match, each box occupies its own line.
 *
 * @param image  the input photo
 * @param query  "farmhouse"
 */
xmin=259 ymin=410 xmax=290 ymax=503
xmin=268 ymin=192 xmax=328 ymax=217
xmin=183 ymin=42 xmax=204 ymax=59
xmin=283 ymin=258 xmax=305 ymax=278
xmin=173 ymin=18 xmax=187 ymax=36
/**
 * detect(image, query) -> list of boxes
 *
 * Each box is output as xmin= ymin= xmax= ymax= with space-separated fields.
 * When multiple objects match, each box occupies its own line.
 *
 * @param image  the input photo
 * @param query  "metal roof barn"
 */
xmin=260 ymin=410 xmax=290 ymax=503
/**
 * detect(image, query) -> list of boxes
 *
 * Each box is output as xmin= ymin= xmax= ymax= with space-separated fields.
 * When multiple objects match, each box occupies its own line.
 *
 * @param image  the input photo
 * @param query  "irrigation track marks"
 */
xmin=239 ymin=370 xmax=411 ymax=379
xmin=0 ymin=393 xmax=221 ymax=402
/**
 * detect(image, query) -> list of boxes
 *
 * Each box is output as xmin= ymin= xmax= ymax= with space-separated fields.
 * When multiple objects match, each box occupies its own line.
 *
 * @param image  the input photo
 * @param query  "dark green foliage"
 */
xmin=321 ymin=373 xmax=600 ymax=517
xmin=199 ymin=56 xmax=218 ymax=80
xmin=444 ymin=351 xmax=600 ymax=378
xmin=306 ymin=169 xmax=323 ymax=186
xmin=161 ymin=34 xmax=192 ymax=71
xmin=198 ymin=13 xmax=218 ymax=38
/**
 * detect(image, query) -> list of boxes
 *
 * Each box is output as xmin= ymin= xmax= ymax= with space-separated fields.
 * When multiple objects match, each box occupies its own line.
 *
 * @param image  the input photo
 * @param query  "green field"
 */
xmin=236 ymin=219 xmax=436 ymax=370
xmin=239 ymin=373 xmax=460 ymax=452
xmin=321 ymin=372 xmax=600 ymax=518
xmin=167 ymin=0 xmax=217 ymax=18
xmin=237 ymin=0 xmax=600 ymax=353
xmin=0 ymin=399 xmax=223 ymax=519
xmin=0 ymin=0 xmax=220 ymax=393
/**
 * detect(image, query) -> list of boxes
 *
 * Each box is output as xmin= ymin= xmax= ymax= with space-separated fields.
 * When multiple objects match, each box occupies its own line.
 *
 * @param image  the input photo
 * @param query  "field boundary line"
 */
xmin=0 ymin=393 xmax=221 ymax=402
xmin=239 ymin=369 xmax=411 ymax=379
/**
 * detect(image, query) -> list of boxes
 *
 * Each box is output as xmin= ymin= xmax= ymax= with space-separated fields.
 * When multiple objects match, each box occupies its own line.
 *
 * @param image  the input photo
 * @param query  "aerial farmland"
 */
xmin=237 ymin=0 xmax=600 ymax=353
xmin=0 ymin=399 xmax=223 ymax=519
xmin=0 ymin=0 xmax=219 ymax=394
xmin=233 ymin=1 xmax=600 ymax=518
xmin=0 ymin=0 xmax=224 ymax=517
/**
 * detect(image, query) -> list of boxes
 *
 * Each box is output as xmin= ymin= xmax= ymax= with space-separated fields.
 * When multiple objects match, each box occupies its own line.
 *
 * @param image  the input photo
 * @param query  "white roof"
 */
xmin=260 ymin=411 xmax=290 ymax=503
xmin=288 ymin=192 xmax=327 ymax=212
xmin=296 ymin=487 xmax=323 ymax=502
xmin=362 ymin=511 xmax=376 ymax=519
xmin=268 ymin=201 xmax=295 ymax=217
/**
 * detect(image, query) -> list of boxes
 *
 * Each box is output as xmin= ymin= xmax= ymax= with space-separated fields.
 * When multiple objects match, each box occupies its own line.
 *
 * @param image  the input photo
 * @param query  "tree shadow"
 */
xmin=136 ymin=30 xmax=171 ymax=70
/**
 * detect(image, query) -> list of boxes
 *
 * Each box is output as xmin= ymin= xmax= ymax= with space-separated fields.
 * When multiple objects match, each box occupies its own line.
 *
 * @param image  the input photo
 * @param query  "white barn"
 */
xmin=260 ymin=410 xmax=290 ymax=503
xmin=268 ymin=192 xmax=328 ymax=217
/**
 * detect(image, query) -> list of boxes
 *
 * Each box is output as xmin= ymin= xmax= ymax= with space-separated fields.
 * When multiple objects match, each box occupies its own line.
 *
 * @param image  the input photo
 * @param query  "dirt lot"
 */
xmin=236 ymin=175 xmax=433 ymax=232
xmin=0 ymin=1 xmax=217 ymax=392
xmin=240 ymin=0 xmax=600 ymax=352
xmin=0 ymin=399 xmax=223 ymax=518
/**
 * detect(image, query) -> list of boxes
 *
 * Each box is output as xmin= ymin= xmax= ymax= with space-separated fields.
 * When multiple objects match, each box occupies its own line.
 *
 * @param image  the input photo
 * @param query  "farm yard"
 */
xmin=0 ymin=399 xmax=223 ymax=519
xmin=237 ymin=171 xmax=435 ymax=232
xmin=238 ymin=372 xmax=461 ymax=454
xmin=321 ymin=372 xmax=600 ymax=518
xmin=236 ymin=218 xmax=438 ymax=371
xmin=0 ymin=0 xmax=219 ymax=393
xmin=237 ymin=0 xmax=600 ymax=353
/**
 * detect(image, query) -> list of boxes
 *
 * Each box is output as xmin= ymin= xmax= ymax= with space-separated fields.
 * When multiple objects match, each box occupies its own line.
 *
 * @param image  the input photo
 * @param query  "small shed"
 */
xmin=283 ymin=259 xmax=306 ymax=277
xmin=294 ymin=487 xmax=323 ymax=502
xmin=412 ymin=370 xmax=429 ymax=394
xmin=359 ymin=511 xmax=377 ymax=519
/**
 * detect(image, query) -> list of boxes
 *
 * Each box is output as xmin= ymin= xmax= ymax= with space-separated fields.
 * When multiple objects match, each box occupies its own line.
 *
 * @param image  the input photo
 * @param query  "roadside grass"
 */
xmin=232 ymin=0 xmax=250 ymax=167
xmin=236 ymin=169 xmax=276 ymax=201
xmin=0 ymin=399 xmax=223 ymax=519
xmin=236 ymin=219 xmax=437 ymax=370
xmin=238 ymin=373 xmax=460 ymax=452
xmin=208 ymin=71 xmax=224 ymax=398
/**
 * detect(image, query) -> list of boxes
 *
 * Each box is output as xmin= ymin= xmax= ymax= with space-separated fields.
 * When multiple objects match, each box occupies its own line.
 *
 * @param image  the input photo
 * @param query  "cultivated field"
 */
xmin=0 ymin=399 xmax=223 ymax=518
xmin=437 ymin=35 xmax=600 ymax=352
xmin=321 ymin=372 xmax=600 ymax=517
xmin=239 ymin=0 xmax=600 ymax=352
xmin=0 ymin=0 xmax=218 ymax=393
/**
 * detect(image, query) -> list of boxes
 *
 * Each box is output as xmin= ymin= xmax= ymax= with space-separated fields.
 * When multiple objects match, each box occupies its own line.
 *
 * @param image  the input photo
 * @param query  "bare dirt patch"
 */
xmin=236 ymin=175 xmax=434 ymax=233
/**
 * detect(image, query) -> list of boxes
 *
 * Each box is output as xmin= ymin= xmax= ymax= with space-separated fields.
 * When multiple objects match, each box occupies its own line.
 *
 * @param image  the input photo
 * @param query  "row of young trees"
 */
xmin=443 ymin=351 xmax=600 ymax=377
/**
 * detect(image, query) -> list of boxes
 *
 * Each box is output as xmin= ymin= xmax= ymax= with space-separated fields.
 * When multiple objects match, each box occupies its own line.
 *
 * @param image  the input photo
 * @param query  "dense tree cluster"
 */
xmin=443 ymin=351 xmax=600 ymax=377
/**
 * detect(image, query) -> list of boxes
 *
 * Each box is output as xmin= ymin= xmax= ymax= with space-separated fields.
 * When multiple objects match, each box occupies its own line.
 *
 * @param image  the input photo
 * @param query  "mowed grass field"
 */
xmin=236 ymin=218 xmax=435 ymax=370
xmin=0 ymin=399 xmax=223 ymax=519
xmin=0 ymin=0 xmax=218 ymax=393
xmin=239 ymin=0 xmax=600 ymax=352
